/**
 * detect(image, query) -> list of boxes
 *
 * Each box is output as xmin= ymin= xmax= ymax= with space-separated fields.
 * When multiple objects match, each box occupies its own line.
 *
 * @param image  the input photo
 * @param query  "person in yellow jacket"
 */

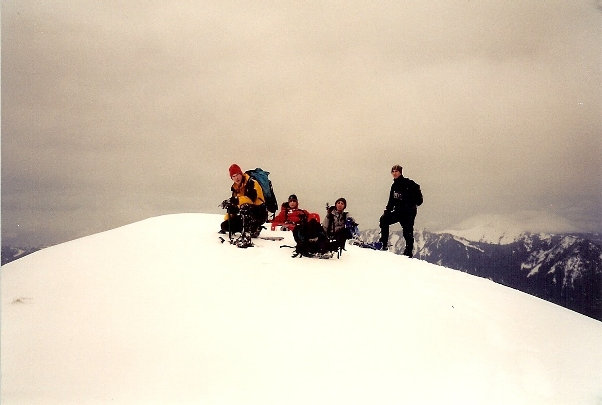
xmin=220 ymin=164 xmax=268 ymax=238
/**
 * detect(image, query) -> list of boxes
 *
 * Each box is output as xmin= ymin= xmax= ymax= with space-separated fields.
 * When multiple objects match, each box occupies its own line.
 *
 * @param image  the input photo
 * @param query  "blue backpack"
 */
xmin=245 ymin=168 xmax=278 ymax=213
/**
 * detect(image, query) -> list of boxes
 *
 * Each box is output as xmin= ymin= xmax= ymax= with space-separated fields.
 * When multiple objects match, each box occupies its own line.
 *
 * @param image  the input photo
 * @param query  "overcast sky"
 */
xmin=2 ymin=1 xmax=601 ymax=247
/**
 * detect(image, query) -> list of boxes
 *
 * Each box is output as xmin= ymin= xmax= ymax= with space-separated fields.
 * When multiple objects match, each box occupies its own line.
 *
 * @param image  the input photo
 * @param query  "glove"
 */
xmin=220 ymin=199 xmax=230 ymax=209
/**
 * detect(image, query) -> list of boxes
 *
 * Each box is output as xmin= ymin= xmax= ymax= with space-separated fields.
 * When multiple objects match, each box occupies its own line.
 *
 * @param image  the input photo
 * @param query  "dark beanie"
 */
xmin=229 ymin=164 xmax=243 ymax=177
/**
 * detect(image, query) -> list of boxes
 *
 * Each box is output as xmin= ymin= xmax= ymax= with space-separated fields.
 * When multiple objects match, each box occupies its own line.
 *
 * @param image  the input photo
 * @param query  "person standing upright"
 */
xmin=379 ymin=165 xmax=423 ymax=257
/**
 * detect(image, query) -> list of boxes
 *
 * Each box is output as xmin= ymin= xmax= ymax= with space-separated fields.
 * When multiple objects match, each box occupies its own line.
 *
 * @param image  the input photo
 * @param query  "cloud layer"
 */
xmin=2 ymin=1 xmax=601 ymax=245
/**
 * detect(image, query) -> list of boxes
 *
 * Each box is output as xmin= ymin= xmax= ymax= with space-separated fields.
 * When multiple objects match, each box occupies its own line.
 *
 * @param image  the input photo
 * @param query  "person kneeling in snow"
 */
xmin=220 ymin=164 xmax=268 ymax=239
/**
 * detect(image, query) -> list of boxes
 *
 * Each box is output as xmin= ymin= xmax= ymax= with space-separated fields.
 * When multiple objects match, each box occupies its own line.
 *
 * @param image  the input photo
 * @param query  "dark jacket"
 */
xmin=385 ymin=176 xmax=423 ymax=213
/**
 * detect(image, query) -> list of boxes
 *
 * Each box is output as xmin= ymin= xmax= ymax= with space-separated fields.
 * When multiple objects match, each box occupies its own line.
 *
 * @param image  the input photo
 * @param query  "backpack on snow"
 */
xmin=245 ymin=168 xmax=278 ymax=213
xmin=292 ymin=217 xmax=331 ymax=258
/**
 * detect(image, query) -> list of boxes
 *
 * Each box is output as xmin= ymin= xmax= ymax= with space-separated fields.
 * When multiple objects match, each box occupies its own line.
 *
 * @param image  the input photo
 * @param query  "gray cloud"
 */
xmin=2 ymin=0 xmax=601 ymax=246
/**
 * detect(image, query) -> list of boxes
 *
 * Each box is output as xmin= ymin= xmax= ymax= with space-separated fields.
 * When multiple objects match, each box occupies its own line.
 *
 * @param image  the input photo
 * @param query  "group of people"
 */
xmin=220 ymin=163 xmax=422 ymax=257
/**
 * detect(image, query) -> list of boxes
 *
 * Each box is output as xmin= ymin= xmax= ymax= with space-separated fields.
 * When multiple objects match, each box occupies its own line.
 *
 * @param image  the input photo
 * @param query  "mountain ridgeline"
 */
xmin=1 ymin=246 xmax=42 ymax=265
xmin=359 ymin=229 xmax=602 ymax=321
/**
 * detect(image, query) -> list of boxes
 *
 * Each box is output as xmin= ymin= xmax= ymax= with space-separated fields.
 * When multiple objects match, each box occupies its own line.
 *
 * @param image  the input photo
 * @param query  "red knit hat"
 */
xmin=229 ymin=164 xmax=243 ymax=177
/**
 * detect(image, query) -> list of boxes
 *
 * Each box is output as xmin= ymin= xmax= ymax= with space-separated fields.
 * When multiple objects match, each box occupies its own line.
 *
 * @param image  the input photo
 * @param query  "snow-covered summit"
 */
xmin=2 ymin=213 xmax=601 ymax=404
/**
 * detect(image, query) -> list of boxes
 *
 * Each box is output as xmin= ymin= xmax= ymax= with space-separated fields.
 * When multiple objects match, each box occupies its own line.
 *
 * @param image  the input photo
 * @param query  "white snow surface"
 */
xmin=2 ymin=213 xmax=601 ymax=405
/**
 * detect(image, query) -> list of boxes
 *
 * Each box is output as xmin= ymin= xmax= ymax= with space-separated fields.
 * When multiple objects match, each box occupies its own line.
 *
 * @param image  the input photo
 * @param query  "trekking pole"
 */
xmin=228 ymin=211 xmax=232 ymax=240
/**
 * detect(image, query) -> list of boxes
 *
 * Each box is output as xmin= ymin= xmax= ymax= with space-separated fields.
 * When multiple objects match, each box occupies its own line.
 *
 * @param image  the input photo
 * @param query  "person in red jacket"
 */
xmin=271 ymin=194 xmax=318 ymax=231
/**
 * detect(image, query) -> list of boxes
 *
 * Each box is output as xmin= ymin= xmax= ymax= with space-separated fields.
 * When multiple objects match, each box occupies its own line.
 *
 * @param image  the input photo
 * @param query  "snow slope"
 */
xmin=2 ymin=213 xmax=601 ymax=405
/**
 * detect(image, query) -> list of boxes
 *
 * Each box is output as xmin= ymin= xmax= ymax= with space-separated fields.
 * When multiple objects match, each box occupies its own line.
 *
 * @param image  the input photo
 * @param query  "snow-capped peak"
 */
xmin=443 ymin=211 xmax=580 ymax=244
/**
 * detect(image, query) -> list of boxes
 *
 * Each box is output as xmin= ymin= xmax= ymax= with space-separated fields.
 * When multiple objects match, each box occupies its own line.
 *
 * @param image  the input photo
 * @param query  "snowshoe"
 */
xmin=350 ymin=239 xmax=388 ymax=251
xmin=236 ymin=233 xmax=253 ymax=248
xmin=258 ymin=236 xmax=284 ymax=241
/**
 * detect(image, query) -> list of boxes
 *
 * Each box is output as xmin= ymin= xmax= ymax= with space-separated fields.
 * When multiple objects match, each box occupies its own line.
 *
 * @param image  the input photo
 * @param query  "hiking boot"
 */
xmin=402 ymin=248 xmax=413 ymax=258
xmin=250 ymin=225 xmax=265 ymax=238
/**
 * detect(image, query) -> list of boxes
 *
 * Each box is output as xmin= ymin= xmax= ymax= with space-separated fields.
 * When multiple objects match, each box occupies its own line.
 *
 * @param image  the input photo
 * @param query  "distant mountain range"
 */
xmin=359 ymin=228 xmax=602 ymax=321
xmin=1 ymin=246 xmax=42 ymax=265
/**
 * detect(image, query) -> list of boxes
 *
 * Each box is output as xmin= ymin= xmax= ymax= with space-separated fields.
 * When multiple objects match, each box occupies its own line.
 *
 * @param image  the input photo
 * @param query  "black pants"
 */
xmin=379 ymin=209 xmax=416 ymax=253
xmin=221 ymin=204 xmax=267 ymax=235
